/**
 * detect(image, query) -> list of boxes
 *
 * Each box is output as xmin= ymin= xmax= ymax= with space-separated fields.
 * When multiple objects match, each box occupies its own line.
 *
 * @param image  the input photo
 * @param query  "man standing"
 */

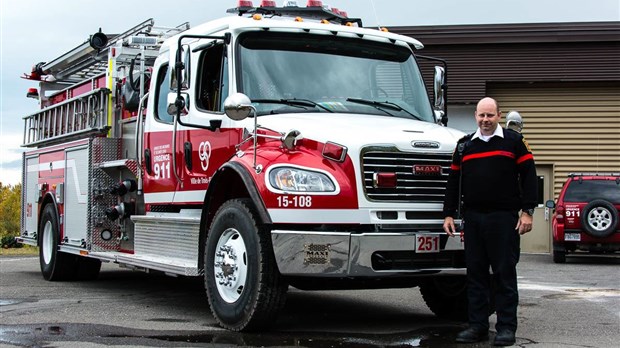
xmin=443 ymin=97 xmax=537 ymax=346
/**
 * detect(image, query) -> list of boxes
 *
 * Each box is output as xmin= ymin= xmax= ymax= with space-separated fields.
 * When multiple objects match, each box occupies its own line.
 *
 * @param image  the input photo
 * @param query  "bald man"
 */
xmin=443 ymin=97 xmax=537 ymax=346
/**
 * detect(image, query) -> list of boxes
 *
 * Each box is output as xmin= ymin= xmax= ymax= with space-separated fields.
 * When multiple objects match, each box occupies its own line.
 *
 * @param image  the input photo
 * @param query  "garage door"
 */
xmin=490 ymin=82 xmax=620 ymax=198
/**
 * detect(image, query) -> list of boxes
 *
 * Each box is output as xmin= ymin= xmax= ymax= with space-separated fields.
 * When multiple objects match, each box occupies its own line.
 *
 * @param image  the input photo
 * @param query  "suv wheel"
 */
xmin=581 ymin=199 xmax=618 ymax=238
xmin=552 ymin=249 xmax=566 ymax=263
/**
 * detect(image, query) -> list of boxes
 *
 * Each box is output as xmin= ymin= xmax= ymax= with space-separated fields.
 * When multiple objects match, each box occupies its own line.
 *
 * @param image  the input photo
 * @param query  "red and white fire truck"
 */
xmin=18 ymin=1 xmax=468 ymax=331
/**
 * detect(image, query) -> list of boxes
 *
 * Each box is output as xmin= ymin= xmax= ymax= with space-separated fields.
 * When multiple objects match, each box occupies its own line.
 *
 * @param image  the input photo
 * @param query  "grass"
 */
xmin=0 ymin=246 xmax=39 ymax=256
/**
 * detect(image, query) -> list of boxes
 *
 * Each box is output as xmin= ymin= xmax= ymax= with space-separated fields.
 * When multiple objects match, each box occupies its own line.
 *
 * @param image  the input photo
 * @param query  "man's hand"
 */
xmin=443 ymin=216 xmax=457 ymax=237
xmin=516 ymin=212 xmax=533 ymax=235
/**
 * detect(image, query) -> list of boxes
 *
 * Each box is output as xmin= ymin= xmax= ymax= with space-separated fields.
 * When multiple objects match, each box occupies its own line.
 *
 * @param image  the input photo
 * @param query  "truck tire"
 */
xmin=76 ymin=257 xmax=102 ymax=280
xmin=580 ymin=199 xmax=618 ymax=238
xmin=420 ymin=275 xmax=496 ymax=321
xmin=204 ymin=199 xmax=288 ymax=331
xmin=39 ymin=204 xmax=78 ymax=281
xmin=419 ymin=276 xmax=469 ymax=321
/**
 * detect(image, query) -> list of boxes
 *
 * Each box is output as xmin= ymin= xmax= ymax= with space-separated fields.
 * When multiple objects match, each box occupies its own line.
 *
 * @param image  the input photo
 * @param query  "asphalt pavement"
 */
xmin=0 ymin=253 xmax=618 ymax=347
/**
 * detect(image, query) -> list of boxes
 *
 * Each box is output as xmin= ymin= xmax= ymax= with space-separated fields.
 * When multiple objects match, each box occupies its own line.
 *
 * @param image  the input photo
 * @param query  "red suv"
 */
xmin=547 ymin=173 xmax=620 ymax=263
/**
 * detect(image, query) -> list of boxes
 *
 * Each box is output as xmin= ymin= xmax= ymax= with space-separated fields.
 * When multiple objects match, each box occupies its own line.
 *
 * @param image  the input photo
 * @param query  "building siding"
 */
xmin=489 ymin=82 xmax=620 ymax=197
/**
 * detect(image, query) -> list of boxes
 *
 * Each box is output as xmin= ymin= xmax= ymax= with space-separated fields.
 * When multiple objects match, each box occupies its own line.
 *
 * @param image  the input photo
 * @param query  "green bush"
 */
xmin=0 ymin=183 xmax=22 ymax=248
xmin=1 ymin=235 xmax=22 ymax=248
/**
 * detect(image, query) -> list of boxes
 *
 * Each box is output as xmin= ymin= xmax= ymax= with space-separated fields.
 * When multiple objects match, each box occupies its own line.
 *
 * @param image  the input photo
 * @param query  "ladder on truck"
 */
xmin=22 ymin=19 xmax=190 ymax=148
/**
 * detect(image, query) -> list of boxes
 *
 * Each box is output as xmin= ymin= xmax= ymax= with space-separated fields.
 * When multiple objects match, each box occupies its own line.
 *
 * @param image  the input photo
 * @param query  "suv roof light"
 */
xmin=306 ymin=0 xmax=323 ymax=7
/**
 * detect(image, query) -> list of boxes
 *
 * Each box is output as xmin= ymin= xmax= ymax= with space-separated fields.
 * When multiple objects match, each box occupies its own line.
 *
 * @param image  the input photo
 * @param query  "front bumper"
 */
xmin=271 ymin=230 xmax=466 ymax=277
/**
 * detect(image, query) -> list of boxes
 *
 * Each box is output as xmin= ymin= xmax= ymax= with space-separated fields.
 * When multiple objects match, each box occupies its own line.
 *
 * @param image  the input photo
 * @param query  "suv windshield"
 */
xmin=237 ymin=32 xmax=433 ymax=122
xmin=564 ymin=180 xmax=620 ymax=203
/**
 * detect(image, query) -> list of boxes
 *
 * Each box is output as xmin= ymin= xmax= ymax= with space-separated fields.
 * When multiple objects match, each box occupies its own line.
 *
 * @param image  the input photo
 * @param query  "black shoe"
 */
xmin=455 ymin=327 xmax=489 ymax=343
xmin=493 ymin=330 xmax=516 ymax=346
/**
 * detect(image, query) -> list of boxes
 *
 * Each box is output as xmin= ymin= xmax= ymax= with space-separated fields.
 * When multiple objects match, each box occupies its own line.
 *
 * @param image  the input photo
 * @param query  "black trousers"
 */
xmin=463 ymin=209 xmax=520 ymax=332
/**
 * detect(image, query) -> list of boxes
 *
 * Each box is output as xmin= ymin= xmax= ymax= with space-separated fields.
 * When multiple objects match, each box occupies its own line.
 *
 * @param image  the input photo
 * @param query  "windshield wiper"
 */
xmin=346 ymin=98 xmax=422 ymax=121
xmin=252 ymin=98 xmax=334 ymax=113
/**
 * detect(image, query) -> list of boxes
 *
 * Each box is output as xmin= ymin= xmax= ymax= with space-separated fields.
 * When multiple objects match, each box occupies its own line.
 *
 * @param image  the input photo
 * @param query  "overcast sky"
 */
xmin=1 ymin=0 xmax=619 ymax=185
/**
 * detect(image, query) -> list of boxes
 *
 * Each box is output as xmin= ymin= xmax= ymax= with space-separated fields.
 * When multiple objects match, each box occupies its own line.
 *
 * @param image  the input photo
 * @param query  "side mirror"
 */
xmin=224 ymin=93 xmax=253 ymax=121
xmin=545 ymin=199 xmax=556 ymax=209
xmin=170 ymin=44 xmax=191 ymax=92
xmin=433 ymin=66 xmax=445 ymax=110
xmin=433 ymin=110 xmax=445 ymax=125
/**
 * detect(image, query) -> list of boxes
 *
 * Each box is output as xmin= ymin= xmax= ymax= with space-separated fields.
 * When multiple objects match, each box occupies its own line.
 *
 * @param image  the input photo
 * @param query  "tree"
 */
xmin=0 ymin=183 xmax=22 ymax=247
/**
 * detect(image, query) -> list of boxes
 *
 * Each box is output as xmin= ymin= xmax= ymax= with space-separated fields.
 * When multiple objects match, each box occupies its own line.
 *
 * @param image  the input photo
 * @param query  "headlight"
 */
xmin=269 ymin=167 xmax=336 ymax=192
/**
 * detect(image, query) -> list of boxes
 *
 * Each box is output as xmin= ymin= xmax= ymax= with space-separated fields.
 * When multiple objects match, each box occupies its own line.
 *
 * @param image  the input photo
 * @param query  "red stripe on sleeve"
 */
xmin=462 ymin=151 xmax=516 ymax=163
xmin=517 ymin=153 xmax=534 ymax=164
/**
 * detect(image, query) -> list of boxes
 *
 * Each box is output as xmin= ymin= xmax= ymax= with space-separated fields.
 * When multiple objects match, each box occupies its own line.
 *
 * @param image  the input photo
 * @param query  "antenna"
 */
xmin=369 ymin=0 xmax=381 ymax=29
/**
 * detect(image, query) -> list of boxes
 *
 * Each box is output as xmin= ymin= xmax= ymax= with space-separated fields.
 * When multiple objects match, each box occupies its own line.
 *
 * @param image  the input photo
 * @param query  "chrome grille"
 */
xmin=362 ymin=149 xmax=452 ymax=202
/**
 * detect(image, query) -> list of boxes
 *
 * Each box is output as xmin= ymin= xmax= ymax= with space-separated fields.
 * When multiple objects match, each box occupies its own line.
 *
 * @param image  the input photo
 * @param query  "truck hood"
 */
xmin=254 ymin=113 xmax=464 ymax=153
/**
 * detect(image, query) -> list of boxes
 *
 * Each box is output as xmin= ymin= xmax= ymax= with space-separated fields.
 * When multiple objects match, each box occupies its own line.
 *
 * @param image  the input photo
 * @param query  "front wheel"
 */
xmin=420 ymin=275 xmax=496 ymax=321
xmin=204 ymin=199 xmax=288 ymax=331
xmin=420 ymin=276 xmax=469 ymax=321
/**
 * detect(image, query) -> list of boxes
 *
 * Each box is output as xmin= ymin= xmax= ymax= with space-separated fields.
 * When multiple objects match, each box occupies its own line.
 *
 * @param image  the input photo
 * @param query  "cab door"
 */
xmin=174 ymin=42 xmax=237 ymax=204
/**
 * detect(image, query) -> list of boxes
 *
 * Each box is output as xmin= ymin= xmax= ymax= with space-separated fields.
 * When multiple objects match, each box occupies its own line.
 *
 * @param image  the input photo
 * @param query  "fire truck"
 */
xmin=18 ymin=1 xmax=468 ymax=331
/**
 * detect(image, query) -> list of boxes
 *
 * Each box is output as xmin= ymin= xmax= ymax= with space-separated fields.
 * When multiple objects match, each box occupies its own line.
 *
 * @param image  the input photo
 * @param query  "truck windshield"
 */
xmin=237 ymin=32 xmax=434 ymax=122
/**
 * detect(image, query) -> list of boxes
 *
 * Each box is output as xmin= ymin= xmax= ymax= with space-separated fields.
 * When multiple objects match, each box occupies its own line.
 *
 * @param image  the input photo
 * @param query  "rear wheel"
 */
xmin=76 ymin=257 xmax=102 ymax=280
xmin=552 ymin=249 xmax=566 ymax=264
xmin=39 ymin=204 xmax=77 ymax=281
xmin=204 ymin=199 xmax=288 ymax=331
xmin=39 ymin=204 xmax=101 ymax=281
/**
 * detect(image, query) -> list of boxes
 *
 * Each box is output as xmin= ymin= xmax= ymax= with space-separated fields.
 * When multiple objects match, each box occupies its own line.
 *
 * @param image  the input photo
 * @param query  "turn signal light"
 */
xmin=322 ymin=141 xmax=347 ymax=162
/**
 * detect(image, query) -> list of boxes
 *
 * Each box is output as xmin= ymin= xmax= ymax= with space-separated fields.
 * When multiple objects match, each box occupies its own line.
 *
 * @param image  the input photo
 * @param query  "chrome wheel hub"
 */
xmin=42 ymin=221 xmax=53 ymax=264
xmin=213 ymin=228 xmax=248 ymax=303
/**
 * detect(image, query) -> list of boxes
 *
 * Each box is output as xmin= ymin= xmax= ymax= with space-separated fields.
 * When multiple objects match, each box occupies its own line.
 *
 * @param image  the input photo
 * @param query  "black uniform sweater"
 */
xmin=443 ymin=128 xmax=538 ymax=218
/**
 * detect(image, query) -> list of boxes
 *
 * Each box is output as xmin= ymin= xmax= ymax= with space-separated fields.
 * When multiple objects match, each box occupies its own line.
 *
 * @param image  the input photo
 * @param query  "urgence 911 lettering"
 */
xmin=276 ymin=195 xmax=312 ymax=208
xmin=153 ymin=154 xmax=171 ymax=180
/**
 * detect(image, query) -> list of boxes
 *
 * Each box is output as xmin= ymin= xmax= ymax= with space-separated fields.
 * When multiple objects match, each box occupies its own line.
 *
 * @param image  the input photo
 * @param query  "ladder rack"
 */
xmin=23 ymin=19 xmax=191 ymax=148
xmin=41 ymin=19 xmax=190 ymax=85
xmin=22 ymin=88 xmax=111 ymax=147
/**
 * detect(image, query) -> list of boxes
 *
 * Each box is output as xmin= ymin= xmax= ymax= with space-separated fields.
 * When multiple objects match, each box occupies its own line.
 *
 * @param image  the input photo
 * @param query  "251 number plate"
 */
xmin=416 ymin=234 xmax=440 ymax=253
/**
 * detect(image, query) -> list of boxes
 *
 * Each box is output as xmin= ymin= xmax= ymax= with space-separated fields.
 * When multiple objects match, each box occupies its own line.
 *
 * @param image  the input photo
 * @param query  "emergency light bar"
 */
xmin=228 ymin=0 xmax=362 ymax=26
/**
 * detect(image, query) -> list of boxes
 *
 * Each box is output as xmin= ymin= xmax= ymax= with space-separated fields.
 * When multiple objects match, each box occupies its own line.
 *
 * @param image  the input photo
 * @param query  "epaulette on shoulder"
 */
xmin=504 ymin=128 xmax=523 ymax=141
xmin=458 ymin=133 xmax=473 ymax=143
